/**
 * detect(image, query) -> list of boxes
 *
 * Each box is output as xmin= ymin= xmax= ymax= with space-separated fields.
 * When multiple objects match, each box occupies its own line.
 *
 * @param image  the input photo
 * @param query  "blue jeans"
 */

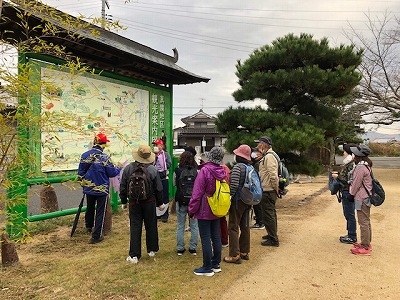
xmin=341 ymin=190 xmax=357 ymax=239
xmin=176 ymin=202 xmax=198 ymax=251
xmin=197 ymin=219 xmax=221 ymax=270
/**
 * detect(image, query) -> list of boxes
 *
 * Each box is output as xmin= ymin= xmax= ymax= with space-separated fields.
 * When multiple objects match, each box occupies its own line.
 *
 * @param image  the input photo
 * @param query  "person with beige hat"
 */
xmin=120 ymin=145 xmax=164 ymax=264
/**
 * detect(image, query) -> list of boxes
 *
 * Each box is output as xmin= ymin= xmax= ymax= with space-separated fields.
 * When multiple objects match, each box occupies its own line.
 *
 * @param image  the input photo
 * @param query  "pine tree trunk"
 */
xmin=1 ymin=233 xmax=19 ymax=266
xmin=40 ymin=185 xmax=59 ymax=213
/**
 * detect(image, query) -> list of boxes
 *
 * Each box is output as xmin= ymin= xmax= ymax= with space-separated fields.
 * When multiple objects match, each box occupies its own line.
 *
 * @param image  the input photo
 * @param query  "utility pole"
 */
xmin=101 ymin=0 xmax=110 ymax=28
xmin=200 ymin=98 xmax=205 ymax=110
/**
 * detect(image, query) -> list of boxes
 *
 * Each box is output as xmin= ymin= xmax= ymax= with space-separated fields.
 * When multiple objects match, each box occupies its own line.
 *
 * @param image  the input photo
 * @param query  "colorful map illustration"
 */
xmin=40 ymin=67 xmax=149 ymax=172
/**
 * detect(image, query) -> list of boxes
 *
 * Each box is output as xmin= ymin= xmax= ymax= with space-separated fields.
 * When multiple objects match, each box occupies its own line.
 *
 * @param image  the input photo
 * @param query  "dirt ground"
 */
xmin=222 ymin=168 xmax=400 ymax=300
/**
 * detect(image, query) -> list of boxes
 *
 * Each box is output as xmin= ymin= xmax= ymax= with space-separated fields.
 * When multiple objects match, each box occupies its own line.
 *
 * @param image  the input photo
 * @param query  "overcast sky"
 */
xmin=39 ymin=0 xmax=400 ymax=132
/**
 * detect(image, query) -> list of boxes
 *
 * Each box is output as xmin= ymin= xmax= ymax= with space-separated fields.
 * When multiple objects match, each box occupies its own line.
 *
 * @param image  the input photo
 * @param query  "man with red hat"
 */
xmin=152 ymin=138 xmax=172 ymax=222
xmin=78 ymin=132 xmax=121 ymax=244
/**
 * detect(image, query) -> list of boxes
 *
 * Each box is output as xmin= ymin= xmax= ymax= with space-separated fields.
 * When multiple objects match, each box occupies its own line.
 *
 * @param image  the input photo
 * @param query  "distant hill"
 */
xmin=361 ymin=131 xmax=400 ymax=143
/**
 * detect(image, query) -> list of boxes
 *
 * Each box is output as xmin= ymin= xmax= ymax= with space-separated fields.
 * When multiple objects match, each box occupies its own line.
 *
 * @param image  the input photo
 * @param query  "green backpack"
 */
xmin=207 ymin=179 xmax=231 ymax=217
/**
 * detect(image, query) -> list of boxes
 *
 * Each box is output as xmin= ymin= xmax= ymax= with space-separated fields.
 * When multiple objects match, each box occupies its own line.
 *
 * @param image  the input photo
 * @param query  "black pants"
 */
xmin=253 ymin=202 xmax=264 ymax=225
xmin=129 ymin=201 xmax=159 ymax=259
xmin=85 ymin=194 xmax=107 ymax=240
xmin=159 ymin=178 xmax=169 ymax=220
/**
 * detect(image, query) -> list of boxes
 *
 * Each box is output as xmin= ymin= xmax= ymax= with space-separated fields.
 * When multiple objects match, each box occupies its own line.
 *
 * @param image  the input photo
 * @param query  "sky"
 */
xmin=13 ymin=1 xmax=400 ymax=133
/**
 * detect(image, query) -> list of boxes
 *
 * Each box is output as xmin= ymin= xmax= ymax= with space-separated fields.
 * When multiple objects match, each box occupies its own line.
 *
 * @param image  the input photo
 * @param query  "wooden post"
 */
xmin=1 ymin=233 xmax=19 ymax=266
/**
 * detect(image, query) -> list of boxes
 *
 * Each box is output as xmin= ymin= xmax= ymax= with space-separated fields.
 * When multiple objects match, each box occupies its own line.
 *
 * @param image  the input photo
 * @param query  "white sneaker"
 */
xmin=148 ymin=251 xmax=157 ymax=257
xmin=126 ymin=256 xmax=138 ymax=264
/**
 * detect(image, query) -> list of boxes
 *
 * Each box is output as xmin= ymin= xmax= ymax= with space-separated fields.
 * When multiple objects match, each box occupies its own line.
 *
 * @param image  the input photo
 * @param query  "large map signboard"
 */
xmin=40 ymin=66 xmax=150 ymax=172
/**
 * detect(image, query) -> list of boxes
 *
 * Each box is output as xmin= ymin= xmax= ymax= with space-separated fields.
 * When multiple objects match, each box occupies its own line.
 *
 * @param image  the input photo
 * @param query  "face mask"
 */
xmin=153 ymin=146 xmax=159 ymax=153
xmin=233 ymin=155 xmax=237 ymax=162
xmin=251 ymin=152 xmax=258 ymax=159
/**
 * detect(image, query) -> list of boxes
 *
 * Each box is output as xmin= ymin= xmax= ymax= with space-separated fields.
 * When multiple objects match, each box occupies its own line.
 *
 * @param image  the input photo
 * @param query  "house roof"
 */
xmin=0 ymin=1 xmax=210 ymax=85
xmin=181 ymin=109 xmax=216 ymax=124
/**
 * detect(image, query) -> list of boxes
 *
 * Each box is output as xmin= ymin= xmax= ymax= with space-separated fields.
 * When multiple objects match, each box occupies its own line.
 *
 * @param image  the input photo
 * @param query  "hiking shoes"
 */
xmin=88 ymin=236 xmax=104 ymax=244
xmin=177 ymin=249 xmax=186 ymax=256
xmin=353 ymin=243 xmax=372 ymax=251
xmin=193 ymin=267 xmax=214 ymax=277
xmin=223 ymin=255 xmax=242 ymax=264
xmin=340 ymin=235 xmax=357 ymax=244
xmin=212 ymin=265 xmax=222 ymax=273
xmin=126 ymin=256 xmax=139 ymax=264
xmin=261 ymin=239 xmax=279 ymax=247
xmin=351 ymin=247 xmax=371 ymax=255
xmin=251 ymin=223 xmax=265 ymax=230
xmin=189 ymin=249 xmax=197 ymax=256
xmin=240 ymin=253 xmax=249 ymax=260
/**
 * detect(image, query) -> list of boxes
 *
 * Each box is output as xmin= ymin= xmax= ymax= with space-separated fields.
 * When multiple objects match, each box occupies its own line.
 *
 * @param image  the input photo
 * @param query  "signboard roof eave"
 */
xmin=0 ymin=1 xmax=210 ymax=85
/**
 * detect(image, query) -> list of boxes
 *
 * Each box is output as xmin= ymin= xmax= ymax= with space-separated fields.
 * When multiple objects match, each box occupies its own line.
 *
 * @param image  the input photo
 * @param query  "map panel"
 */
xmin=40 ymin=67 xmax=149 ymax=172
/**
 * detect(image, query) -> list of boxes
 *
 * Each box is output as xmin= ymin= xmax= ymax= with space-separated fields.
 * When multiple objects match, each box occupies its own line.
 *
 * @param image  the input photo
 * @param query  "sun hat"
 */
xmin=95 ymin=132 xmax=110 ymax=144
xmin=254 ymin=136 xmax=272 ymax=146
xmin=206 ymin=146 xmax=225 ymax=164
xmin=350 ymin=145 xmax=372 ymax=157
xmin=233 ymin=144 xmax=251 ymax=161
xmin=132 ymin=145 xmax=156 ymax=163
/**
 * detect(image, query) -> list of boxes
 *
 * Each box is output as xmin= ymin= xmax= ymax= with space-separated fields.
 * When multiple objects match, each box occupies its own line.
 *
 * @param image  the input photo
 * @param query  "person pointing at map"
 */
xmin=78 ymin=132 xmax=121 ymax=244
xmin=153 ymin=138 xmax=172 ymax=222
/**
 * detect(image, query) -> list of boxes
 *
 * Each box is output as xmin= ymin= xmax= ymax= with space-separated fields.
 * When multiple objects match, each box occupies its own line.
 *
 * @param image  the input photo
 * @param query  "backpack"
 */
xmin=207 ymin=179 xmax=231 ymax=217
xmin=240 ymin=164 xmax=262 ymax=206
xmin=362 ymin=166 xmax=385 ymax=206
xmin=128 ymin=163 xmax=152 ymax=203
xmin=177 ymin=166 xmax=198 ymax=206
xmin=266 ymin=152 xmax=290 ymax=191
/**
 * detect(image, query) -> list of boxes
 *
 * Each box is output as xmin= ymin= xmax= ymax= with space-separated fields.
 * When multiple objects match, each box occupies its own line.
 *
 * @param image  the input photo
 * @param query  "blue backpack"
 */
xmin=240 ymin=164 xmax=262 ymax=206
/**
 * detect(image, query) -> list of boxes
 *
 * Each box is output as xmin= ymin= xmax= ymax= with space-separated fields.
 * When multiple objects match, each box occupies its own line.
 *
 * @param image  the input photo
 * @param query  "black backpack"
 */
xmin=177 ymin=166 xmax=197 ymax=206
xmin=128 ymin=163 xmax=152 ymax=203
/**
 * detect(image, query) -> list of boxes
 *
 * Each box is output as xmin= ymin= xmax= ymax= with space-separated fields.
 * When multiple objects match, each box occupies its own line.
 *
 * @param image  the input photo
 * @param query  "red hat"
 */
xmin=152 ymin=139 xmax=164 ymax=146
xmin=95 ymin=133 xmax=110 ymax=144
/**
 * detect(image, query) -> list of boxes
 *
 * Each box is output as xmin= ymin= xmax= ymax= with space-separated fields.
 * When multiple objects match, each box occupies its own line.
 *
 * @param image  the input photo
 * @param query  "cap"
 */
xmin=95 ymin=133 xmax=110 ymax=144
xmin=255 ymin=136 xmax=272 ymax=146
xmin=152 ymin=139 xmax=164 ymax=146
xmin=343 ymin=143 xmax=357 ymax=155
xmin=350 ymin=145 xmax=372 ymax=157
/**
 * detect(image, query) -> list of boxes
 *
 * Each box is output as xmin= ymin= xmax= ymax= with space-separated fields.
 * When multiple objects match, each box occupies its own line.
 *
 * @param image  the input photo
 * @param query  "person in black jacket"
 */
xmin=174 ymin=151 xmax=199 ymax=256
xmin=120 ymin=145 xmax=164 ymax=264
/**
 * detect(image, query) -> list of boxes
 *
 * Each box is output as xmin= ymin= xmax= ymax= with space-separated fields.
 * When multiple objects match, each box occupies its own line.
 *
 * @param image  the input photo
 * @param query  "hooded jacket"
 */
xmin=188 ymin=162 xmax=227 ymax=220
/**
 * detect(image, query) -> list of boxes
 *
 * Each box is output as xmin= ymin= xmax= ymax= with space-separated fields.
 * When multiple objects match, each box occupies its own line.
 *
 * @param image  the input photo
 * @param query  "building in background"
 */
xmin=173 ymin=109 xmax=226 ymax=154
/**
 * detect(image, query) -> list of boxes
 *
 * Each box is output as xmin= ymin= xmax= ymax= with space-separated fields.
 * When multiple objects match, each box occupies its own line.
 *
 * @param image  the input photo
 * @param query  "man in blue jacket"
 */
xmin=78 ymin=133 xmax=121 ymax=244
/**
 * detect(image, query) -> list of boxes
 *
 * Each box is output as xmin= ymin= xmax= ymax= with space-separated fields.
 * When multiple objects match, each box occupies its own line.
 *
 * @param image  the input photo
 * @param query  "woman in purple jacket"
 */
xmin=349 ymin=145 xmax=373 ymax=255
xmin=188 ymin=146 xmax=227 ymax=277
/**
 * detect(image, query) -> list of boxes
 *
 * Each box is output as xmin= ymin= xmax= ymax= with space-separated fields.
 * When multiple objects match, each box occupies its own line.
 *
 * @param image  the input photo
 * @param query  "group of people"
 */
xmin=78 ymin=131 xmax=375 ymax=278
xmin=176 ymin=136 xmax=282 ymax=276
xmin=332 ymin=143 xmax=375 ymax=255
